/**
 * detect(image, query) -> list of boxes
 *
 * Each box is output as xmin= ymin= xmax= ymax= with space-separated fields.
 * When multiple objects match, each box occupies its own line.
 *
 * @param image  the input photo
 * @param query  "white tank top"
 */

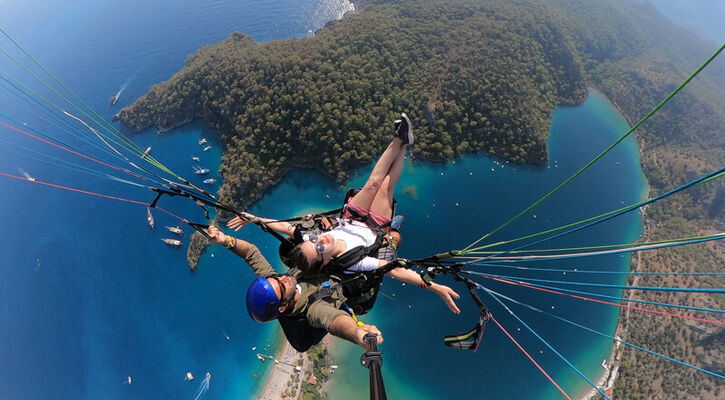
xmin=328 ymin=220 xmax=380 ymax=272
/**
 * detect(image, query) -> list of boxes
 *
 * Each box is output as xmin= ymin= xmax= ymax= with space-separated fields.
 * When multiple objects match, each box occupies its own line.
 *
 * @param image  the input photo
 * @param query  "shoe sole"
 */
xmin=400 ymin=113 xmax=413 ymax=144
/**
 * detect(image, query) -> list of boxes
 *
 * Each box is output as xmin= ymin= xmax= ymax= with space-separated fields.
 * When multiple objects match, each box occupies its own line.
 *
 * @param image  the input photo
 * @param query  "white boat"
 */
xmin=19 ymin=169 xmax=35 ymax=182
xmin=198 ymin=138 xmax=207 ymax=145
xmin=203 ymin=145 xmax=211 ymax=151
xmin=142 ymin=146 xmax=152 ymax=157
xmin=146 ymin=207 xmax=155 ymax=228
xmin=166 ymin=225 xmax=183 ymax=235
xmin=203 ymin=178 xmax=216 ymax=184
xmin=194 ymin=166 xmax=210 ymax=174
xmin=192 ymin=156 xmax=200 ymax=162
xmin=162 ymin=238 xmax=182 ymax=246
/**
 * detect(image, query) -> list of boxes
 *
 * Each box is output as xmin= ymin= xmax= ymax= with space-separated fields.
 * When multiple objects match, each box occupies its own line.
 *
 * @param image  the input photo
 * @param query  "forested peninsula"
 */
xmin=119 ymin=1 xmax=724 ymax=398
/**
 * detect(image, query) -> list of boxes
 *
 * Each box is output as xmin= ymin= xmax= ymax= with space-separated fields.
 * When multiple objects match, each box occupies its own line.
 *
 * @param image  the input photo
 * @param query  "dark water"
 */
xmin=0 ymin=1 xmax=646 ymax=399
xmin=0 ymin=1 xmax=353 ymax=399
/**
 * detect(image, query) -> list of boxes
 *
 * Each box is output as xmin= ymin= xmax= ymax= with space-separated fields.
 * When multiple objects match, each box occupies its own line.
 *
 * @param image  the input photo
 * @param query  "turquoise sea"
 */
xmin=0 ymin=1 xmax=649 ymax=399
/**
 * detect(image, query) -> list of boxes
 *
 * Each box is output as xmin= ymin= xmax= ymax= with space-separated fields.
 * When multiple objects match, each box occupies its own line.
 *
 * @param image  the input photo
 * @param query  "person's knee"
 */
xmin=381 ymin=175 xmax=391 ymax=189
xmin=363 ymin=176 xmax=383 ymax=193
xmin=376 ymin=176 xmax=391 ymax=196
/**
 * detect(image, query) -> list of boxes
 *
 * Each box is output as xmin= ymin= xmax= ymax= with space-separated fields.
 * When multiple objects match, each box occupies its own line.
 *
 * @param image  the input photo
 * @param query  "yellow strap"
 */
xmin=346 ymin=306 xmax=365 ymax=326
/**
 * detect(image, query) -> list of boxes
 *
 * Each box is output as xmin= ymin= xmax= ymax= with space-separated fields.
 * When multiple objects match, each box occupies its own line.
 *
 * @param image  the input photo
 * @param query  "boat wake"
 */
xmin=111 ymin=63 xmax=146 ymax=105
xmin=18 ymin=168 xmax=35 ymax=181
xmin=192 ymin=372 xmax=210 ymax=400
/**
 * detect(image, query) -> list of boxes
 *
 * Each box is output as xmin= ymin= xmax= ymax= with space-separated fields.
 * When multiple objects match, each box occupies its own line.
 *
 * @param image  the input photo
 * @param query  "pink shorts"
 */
xmin=342 ymin=200 xmax=391 ymax=228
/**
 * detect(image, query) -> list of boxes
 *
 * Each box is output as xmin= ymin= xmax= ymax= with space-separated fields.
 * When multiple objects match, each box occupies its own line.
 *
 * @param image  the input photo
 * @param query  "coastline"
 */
xmin=577 ymin=246 xmax=642 ymax=400
xmin=257 ymin=332 xmax=336 ymax=399
xmin=576 ymin=95 xmax=650 ymax=400
xmin=577 ymin=220 xmax=645 ymax=400
xmin=257 ymin=336 xmax=304 ymax=400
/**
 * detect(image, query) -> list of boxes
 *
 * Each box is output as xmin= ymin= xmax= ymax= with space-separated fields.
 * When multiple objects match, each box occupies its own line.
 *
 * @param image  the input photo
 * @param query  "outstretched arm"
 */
xmin=208 ymin=225 xmax=253 ymax=258
xmin=386 ymin=267 xmax=461 ymax=314
xmin=227 ymin=212 xmax=295 ymax=237
xmin=207 ymin=225 xmax=276 ymax=277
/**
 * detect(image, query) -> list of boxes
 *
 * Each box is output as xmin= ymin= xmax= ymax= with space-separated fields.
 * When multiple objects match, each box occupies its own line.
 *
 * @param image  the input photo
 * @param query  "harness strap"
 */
xmin=309 ymin=280 xmax=345 ymax=303
xmin=328 ymin=230 xmax=387 ymax=271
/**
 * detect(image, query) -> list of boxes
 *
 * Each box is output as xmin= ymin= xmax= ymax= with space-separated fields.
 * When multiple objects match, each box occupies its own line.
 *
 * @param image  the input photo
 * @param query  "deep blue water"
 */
xmin=0 ymin=1 xmax=647 ymax=399
xmin=0 ymin=1 xmax=354 ymax=399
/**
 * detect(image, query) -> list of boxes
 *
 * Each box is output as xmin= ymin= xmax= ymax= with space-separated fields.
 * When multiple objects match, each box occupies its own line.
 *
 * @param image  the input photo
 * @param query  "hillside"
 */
xmin=118 ymin=0 xmax=588 ymax=209
xmin=118 ymin=1 xmax=724 ymax=398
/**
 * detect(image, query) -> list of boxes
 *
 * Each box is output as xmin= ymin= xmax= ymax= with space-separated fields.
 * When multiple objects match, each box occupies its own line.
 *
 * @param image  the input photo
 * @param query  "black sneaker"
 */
xmin=394 ymin=112 xmax=413 ymax=144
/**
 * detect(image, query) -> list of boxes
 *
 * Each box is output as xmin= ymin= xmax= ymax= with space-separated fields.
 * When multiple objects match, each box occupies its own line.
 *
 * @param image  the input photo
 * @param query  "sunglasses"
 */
xmin=306 ymin=234 xmax=326 ymax=255
xmin=268 ymin=276 xmax=287 ymax=304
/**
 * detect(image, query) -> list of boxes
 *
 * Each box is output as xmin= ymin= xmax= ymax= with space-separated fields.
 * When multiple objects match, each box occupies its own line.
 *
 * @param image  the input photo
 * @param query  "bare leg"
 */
xmin=369 ymin=149 xmax=405 ymax=218
xmin=349 ymin=137 xmax=405 ymax=211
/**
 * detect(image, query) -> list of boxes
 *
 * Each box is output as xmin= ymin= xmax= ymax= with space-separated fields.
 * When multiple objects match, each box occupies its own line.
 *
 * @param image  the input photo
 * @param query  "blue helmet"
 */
xmin=246 ymin=277 xmax=280 ymax=322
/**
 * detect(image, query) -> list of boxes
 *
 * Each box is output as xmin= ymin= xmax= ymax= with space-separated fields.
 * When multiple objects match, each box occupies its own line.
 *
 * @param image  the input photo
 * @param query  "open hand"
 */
xmin=227 ymin=212 xmax=254 ymax=231
xmin=431 ymin=283 xmax=461 ymax=314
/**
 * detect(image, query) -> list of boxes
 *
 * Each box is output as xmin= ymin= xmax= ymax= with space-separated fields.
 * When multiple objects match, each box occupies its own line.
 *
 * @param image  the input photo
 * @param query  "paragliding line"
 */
xmin=490 ymin=315 xmax=572 ymax=400
xmin=488 ymin=288 xmax=725 ymax=379
xmin=484 ymin=287 xmax=611 ymax=399
xmin=472 ymin=274 xmax=725 ymax=326
xmin=464 ymin=42 xmax=725 ymax=252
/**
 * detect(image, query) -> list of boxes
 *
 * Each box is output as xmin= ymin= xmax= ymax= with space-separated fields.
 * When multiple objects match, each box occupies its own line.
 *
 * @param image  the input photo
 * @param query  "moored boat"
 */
xmin=203 ymin=178 xmax=216 ymax=184
xmin=166 ymin=225 xmax=183 ymax=235
xmin=142 ymin=146 xmax=152 ymax=157
xmin=203 ymin=145 xmax=211 ymax=151
xmin=198 ymin=138 xmax=207 ymax=145
xmin=146 ymin=207 xmax=155 ymax=228
xmin=192 ymin=156 xmax=200 ymax=162
xmin=194 ymin=166 xmax=210 ymax=174
xmin=161 ymin=238 xmax=182 ymax=246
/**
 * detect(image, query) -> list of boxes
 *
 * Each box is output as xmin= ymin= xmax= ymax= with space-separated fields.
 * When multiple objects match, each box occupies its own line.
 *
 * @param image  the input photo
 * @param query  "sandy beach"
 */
xmin=257 ymin=340 xmax=305 ymax=400
xmin=580 ymin=339 xmax=621 ymax=400
xmin=257 ymin=335 xmax=335 ymax=400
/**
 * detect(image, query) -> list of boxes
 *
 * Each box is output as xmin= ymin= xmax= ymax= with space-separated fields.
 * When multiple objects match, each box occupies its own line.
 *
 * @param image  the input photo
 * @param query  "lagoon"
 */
xmin=244 ymin=88 xmax=647 ymax=399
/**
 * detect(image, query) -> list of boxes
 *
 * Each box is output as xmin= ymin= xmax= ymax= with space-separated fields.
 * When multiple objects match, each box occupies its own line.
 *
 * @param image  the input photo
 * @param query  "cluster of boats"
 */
xmin=146 ymin=206 xmax=184 ymax=247
xmin=142 ymin=136 xmax=219 ymax=247
xmin=195 ymin=138 xmax=215 ymax=184
xmin=199 ymin=138 xmax=211 ymax=152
